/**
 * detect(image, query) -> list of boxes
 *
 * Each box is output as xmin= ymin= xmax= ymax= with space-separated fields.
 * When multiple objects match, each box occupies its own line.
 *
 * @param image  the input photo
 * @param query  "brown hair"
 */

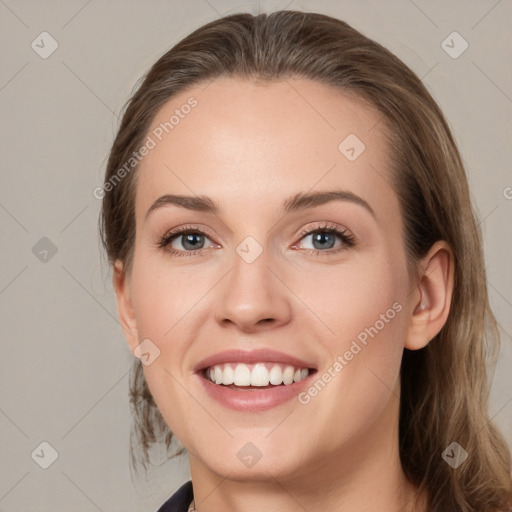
xmin=99 ymin=10 xmax=512 ymax=511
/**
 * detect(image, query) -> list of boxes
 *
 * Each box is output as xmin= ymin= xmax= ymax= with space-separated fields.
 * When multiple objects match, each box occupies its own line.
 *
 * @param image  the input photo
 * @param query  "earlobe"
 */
xmin=405 ymin=240 xmax=455 ymax=350
xmin=113 ymin=260 xmax=139 ymax=353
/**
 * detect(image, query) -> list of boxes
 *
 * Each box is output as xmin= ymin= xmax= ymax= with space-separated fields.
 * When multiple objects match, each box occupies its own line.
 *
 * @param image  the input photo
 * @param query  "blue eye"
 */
xmin=295 ymin=222 xmax=356 ymax=255
xmin=158 ymin=222 xmax=355 ymax=258
xmin=158 ymin=226 xmax=215 ymax=257
xmin=172 ymin=232 xmax=209 ymax=251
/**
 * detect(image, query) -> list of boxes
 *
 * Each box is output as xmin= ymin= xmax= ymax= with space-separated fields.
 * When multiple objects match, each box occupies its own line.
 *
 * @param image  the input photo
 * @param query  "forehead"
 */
xmin=136 ymin=76 xmax=395 ymax=222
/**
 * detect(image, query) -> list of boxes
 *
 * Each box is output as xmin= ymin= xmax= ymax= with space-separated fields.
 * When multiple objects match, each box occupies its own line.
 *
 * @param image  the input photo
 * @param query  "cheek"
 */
xmin=315 ymin=255 xmax=407 ymax=398
xmin=130 ymin=269 xmax=172 ymax=338
xmin=129 ymin=255 xmax=208 ymax=340
xmin=305 ymin=254 xmax=405 ymax=346
xmin=128 ymin=260 xmax=201 ymax=435
xmin=307 ymin=288 xmax=406 ymax=445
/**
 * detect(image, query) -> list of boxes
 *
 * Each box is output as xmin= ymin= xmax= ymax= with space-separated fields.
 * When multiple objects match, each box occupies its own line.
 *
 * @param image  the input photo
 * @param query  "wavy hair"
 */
xmin=99 ymin=10 xmax=512 ymax=511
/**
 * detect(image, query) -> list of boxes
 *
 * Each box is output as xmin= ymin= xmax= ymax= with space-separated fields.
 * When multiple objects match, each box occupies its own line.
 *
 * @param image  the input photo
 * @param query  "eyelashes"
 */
xmin=157 ymin=225 xmax=217 ymax=257
xmin=157 ymin=222 xmax=356 ymax=258
xmin=295 ymin=222 xmax=356 ymax=254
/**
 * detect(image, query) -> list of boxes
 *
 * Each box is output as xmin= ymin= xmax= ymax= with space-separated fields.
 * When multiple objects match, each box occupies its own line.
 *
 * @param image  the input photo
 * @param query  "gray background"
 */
xmin=0 ymin=0 xmax=511 ymax=510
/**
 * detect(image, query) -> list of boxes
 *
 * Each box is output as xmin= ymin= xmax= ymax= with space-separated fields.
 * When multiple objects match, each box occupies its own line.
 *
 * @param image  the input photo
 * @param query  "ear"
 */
xmin=113 ymin=260 xmax=139 ymax=353
xmin=405 ymin=240 xmax=455 ymax=350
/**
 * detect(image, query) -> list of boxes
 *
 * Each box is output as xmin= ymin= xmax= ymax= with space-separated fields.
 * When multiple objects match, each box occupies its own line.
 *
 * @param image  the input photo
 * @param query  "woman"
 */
xmin=99 ymin=10 xmax=512 ymax=512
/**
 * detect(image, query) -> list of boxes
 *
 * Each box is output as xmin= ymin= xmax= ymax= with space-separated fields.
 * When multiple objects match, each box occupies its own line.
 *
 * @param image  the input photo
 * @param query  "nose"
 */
xmin=214 ymin=247 xmax=292 ymax=333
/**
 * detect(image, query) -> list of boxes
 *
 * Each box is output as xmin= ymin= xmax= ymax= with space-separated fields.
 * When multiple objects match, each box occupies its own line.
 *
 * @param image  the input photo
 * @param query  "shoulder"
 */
xmin=155 ymin=480 xmax=193 ymax=512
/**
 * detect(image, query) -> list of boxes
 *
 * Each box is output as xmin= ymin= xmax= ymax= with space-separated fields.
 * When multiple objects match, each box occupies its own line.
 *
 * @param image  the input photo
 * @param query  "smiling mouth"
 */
xmin=200 ymin=362 xmax=317 ymax=389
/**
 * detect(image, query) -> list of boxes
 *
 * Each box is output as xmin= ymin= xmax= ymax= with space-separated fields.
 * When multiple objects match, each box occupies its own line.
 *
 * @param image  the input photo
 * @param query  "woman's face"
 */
xmin=118 ymin=77 xmax=421 ymax=483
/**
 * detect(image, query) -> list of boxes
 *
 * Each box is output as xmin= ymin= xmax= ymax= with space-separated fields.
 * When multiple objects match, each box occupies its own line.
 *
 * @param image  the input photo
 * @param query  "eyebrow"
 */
xmin=145 ymin=189 xmax=376 ymax=221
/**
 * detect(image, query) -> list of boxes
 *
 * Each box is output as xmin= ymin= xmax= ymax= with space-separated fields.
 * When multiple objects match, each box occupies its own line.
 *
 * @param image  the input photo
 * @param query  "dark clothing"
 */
xmin=156 ymin=480 xmax=193 ymax=512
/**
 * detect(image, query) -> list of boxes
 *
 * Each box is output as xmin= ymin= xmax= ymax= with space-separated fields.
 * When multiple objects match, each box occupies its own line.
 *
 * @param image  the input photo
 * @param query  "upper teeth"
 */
xmin=206 ymin=363 xmax=310 ymax=386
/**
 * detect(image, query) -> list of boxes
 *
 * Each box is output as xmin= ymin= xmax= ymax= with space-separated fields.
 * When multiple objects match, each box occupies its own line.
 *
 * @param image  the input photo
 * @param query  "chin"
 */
xmin=195 ymin=440 xmax=312 ymax=482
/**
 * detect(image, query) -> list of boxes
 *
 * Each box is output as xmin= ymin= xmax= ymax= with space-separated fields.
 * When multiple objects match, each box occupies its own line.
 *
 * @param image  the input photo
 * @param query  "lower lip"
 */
xmin=196 ymin=370 xmax=316 ymax=412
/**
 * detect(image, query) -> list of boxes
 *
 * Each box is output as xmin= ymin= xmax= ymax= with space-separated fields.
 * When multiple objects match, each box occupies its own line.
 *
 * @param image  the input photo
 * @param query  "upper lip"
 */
xmin=193 ymin=348 xmax=317 ymax=373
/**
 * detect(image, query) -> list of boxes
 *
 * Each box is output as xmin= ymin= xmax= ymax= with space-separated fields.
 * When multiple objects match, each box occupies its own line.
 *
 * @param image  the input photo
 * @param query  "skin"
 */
xmin=114 ymin=77 xmax=454 ymax=512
